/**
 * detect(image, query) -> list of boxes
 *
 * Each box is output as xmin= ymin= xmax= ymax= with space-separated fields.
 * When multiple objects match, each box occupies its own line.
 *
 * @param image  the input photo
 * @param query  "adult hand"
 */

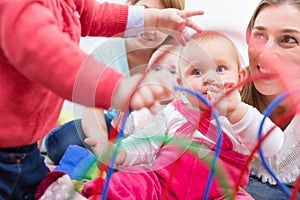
xmin=144 ymin=8 xmax=204 ymax=46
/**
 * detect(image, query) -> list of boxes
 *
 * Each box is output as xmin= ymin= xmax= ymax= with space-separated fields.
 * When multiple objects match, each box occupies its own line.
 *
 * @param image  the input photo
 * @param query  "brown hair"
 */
xmin=247 ymin=0 xmax=300 ymax=31
xmin=240 ymin=67 xmax=268 ymax=113
xmin=127 ymin=0 xmax=185 ymax=10
xmin=241 ymin=0 xmax=300 ymax=113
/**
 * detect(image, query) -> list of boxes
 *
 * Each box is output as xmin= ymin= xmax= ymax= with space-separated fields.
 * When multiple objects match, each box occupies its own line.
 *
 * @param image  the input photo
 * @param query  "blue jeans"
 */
xmin=246 ymin=174 xmax=300 ymax=200
xmin=45 ymin=115 xmax=113 ymax=165
xmin=0 ymin=143 xmax=49 ymax=200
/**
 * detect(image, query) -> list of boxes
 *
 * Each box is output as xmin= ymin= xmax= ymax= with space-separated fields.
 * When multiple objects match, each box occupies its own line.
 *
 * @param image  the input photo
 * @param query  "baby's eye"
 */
xmin=192 ymin=69 xmax=202 ymax=76
xmin=216 ymin=66 xmax=225 ymax=73
xmin=169 ymin=69 xmax=177 ymax=74
xmin=155 ymin=66 xmax=162 ymax=71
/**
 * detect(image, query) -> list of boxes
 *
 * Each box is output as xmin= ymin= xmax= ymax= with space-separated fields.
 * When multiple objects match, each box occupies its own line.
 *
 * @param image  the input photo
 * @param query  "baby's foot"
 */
xmin=35 ymin=171 xmax=87 ymax=200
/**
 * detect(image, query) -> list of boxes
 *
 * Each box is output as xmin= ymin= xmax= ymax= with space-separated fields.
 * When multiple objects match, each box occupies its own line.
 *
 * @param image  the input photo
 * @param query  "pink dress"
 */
xmin=83 ymin=101 xmax=253 ymax=199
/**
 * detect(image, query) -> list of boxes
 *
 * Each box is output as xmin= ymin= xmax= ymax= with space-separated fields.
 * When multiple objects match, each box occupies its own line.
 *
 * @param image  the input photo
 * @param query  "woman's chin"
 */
xmin=255 ymin=83 xmax=284 ymax=96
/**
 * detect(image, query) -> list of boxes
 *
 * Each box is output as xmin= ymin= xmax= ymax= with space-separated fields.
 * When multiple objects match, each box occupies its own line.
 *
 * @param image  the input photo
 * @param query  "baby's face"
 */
xmin=148 ymin=48 xmax=179 ymax=83
xmin=147 ymin=49 xmax=179 ymax=104
xmin=200 ymin=39 xmax=240 ymax=84
xmin=179 ymin=38 xmax=241 ymax=109
xmin=179 ymin=43 xmax=219 ymax=109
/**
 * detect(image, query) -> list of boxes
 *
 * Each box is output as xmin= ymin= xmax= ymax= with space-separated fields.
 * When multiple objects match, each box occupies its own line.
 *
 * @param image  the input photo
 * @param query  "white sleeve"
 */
xmin=117 ymin=104 xmax=184 ymax=168
xmin=230 ymin=105 xmax=284 ymax=157
xmin=125 ymin=6 xmax=144 ymax=38
xmin=117 ymin=108 xmax=169 ymax=168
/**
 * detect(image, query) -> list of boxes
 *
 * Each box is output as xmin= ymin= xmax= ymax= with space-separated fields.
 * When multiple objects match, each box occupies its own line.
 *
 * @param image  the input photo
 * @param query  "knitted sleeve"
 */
xmin=1 ymin=1 xmax=124 ymax=109
xmin=75 ymin=0 xmax=128 ymax=37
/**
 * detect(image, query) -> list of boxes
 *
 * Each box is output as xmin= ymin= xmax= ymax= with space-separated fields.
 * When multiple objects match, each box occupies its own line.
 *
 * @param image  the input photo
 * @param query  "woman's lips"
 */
xmin=258 ymin=66 xmax=277 ymax=75
xmin=257 ymin=66 xmax=279 ymax=81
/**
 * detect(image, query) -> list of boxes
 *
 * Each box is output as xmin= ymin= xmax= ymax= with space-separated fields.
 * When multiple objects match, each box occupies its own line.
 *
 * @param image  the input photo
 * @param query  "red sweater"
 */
xmin=0 ymin=0 xmax=129 ymax=147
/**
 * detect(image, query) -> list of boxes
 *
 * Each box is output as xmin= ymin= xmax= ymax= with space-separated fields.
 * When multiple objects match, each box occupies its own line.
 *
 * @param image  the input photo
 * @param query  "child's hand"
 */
xmin=203 ymin=78 xmax=227 ymax=115
xmin=222 ymin=81 xmax=242 ymax=116
xmin=112 ymin=69 xmax=174 ymax=112
xmin=84 ymin=137 xmax=107 ymax=157
xmin=84 ymin=137 xmax=127 ymax=167
xmin=144 ymin=8 xmax=204 ymax=46
xmin=211 ymin=80 xmax=248 ymax=124
xmin=204 ymin=79 xmax=241 ymax=117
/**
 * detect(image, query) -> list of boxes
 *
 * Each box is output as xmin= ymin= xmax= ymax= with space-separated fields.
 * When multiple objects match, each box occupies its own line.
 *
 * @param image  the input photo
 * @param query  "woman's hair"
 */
xmin=241 ymin=0 xmax=300 ymax=112
xmin=127 ymin=0 xmax=185 ymax=10
xmin=240 ymin=67 xmax=268 ymax=113
xmin=247 ymin=0 xmax=300 ymax=31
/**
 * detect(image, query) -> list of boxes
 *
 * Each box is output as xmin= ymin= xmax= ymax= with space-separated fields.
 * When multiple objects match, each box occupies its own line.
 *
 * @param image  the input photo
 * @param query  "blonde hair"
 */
xmin=147 ymin=44 xmax=180 ymax=72
xmin=178 ymin=31 xmax=243 ymax=79
xmin=127 ymin=0 xmax=185 ymax=10
xmin=190 ymin=31 xmax=243 ymax=71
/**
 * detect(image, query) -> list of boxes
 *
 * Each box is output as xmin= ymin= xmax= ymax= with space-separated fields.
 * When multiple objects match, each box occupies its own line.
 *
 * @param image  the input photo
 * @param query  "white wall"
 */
xmin=65 ymin=0 xmax=261 ymax=116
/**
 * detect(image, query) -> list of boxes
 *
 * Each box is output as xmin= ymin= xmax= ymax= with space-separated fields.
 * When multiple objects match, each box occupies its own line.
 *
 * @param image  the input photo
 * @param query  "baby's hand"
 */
xmin=223 ymin=81 xmax=242 ymax=115
xmin=207 ymin=80 xmax=242 ymax=117
xmin=112 ymin=69 xmax=174 ymax=112
xmin=205 ymin=79 xmax=226 ymax=115
xmin=84 ymin=137 xmax=108 ymax=159
xmin=84 ymin=137 xmax=127 ymax=167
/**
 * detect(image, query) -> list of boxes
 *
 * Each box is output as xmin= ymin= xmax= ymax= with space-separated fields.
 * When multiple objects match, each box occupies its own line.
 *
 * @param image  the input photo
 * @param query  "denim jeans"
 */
xmin=246 ymin=174 xmax=300 ymax=200
xmin=45 ymin=114 xmax=113 ymax=165
xmin=0 ymin=143 xmax=49 ymax=200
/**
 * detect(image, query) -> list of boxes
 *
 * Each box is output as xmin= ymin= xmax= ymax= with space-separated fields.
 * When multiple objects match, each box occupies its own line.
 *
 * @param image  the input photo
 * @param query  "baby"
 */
xmin=81 ymin=31 xmax=284 ymax=199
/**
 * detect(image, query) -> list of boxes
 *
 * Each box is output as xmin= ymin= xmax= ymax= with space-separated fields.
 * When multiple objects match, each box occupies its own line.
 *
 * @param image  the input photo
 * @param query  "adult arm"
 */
xmin=1 ymin=1 xmax=125 ymax=110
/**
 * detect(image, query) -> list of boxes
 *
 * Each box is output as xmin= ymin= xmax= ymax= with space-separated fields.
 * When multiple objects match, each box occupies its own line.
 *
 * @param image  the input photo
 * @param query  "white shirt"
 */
xmin=250 ymin=114 xmax=300 ymax=185
xmin=118 ymin=102 xmax=284 ymax=169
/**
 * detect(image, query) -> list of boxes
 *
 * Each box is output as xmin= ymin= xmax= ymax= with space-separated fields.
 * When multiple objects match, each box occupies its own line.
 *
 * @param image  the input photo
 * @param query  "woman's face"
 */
xmin=130 ymin=0 xmax=169 ymax=49
xmin=248 ymin=4 xmax=300 ymax=96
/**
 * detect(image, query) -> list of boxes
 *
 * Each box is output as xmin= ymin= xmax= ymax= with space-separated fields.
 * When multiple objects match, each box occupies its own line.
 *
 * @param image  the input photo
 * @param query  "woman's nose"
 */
xmin=256 ymin=40 xmax=281 ymax=68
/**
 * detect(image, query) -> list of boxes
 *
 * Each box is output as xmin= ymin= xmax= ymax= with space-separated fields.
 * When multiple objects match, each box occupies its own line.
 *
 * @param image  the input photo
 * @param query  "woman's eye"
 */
xmin=192 ymin=69 xmax=202 ymax=76
xmin=279 ymin=36 xmax=298 ymax=48
xmin=282 ymin=36 xmax=298 ymax=44
xmin=251 ymin=31 xmax=266 ymax=41
xmin=216 ymin=66 xmax=225 ymax=73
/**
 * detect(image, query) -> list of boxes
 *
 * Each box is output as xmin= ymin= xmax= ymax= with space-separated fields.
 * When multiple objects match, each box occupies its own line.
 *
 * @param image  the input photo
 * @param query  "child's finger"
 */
xmin=84 ymin=138 xmax=98 ymax=147
xmin=223 ymin=80 xmax=236 ymax=88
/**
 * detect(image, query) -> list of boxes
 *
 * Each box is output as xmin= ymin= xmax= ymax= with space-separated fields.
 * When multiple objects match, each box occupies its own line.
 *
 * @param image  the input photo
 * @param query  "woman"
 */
xmin=241 ymin=0 xmax=300 ymax=199
xmin=45 ymin=0 xmax=185 ymax=165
